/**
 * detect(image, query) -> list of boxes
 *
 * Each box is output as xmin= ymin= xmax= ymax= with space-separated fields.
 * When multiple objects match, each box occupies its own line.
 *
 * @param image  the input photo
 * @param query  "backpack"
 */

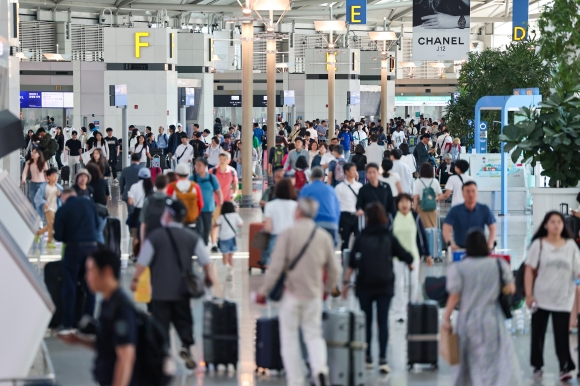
xmin=171 ymin=181 xmax=200 ymax=224
xmin=252 ymin=136 xmax=260 ymax=150
xmin=333 ymin=160 xmax=346 ymax=183
xmin=272 ymin=146 xmax=285 ymax=169
xmin=46 ymin=138 xmax=58 ymax=158
xmin=144 ymin=195 xmax=168 ymax=237
xmin=295 ymin=170 xmax=307 ymax=190
xmin=213 ymin=123 xmax=222 ymax=136
xmin=419 ymin=179 xmax=437 ymax=211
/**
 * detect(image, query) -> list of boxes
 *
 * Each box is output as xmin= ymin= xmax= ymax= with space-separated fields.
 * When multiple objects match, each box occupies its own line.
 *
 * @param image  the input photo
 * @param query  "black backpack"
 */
xmin=144 ymin=195 xmax=168 ymax=237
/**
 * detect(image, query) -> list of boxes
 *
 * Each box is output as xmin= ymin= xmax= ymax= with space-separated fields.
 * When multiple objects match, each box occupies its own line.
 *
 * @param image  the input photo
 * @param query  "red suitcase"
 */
xmin=248 ymin=222 xmax=265 ymax=274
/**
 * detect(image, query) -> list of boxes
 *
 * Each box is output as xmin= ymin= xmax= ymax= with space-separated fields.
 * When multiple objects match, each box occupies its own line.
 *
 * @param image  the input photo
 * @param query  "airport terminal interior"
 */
xmin=1 ymin=0 xmax=580 ymax=385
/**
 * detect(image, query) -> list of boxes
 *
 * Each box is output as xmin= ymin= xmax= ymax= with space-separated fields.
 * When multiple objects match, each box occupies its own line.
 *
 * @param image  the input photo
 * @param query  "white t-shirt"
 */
xmin=307 ymin=128 xmax=318 ymax=139
xmin=393 ymin=131 xmax=406 ymax=148
xmin=414 ymin=177 xmax=442 ymax=199
xmin=132 ymin=144 xmax=148 ymax=163
xmin=445 ymin=174 xmax=473 ymax=207
xmin=353 ymin=130 xmax=368 ymax=147
xmin=128 ymin=180 xmax=146 ymax=208
xmin=173 ymin=144 xmax=194 ymax=164
xmin=437 ymin=134 xmax=453 ymax=154
xmin=320 ymin=153 xmax=336 ymax=175
xmin=335 ymin=180 xmax=362 ymax=213
xmin=379 ymin=172 xmax=401 ymax=197
xmin=401 ymin=154 xmax=416 ymax=173
xmin=526 ymin=238 xmax=580 ymax=312
xmin=216 ymin=212 xmax=243 ymax=241
xmin=264 ymin=199 xmax=298 ymax=235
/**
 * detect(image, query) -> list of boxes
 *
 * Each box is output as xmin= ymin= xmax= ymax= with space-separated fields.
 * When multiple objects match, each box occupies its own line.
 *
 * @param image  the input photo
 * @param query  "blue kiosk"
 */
xmin=473 ymin=90 xmax=542 ymax=217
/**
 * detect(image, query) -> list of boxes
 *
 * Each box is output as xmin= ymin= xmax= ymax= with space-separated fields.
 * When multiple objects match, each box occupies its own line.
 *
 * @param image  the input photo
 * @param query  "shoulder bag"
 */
xmin=165 ymin=228 xmax=205 ymax=298
xmin=496 ymin=259 xmax=512 ymax=319
xmin=219 ymin=214 xmax=237 ymax=247
xmin=269 ymin=226 xmax=318 ymax=301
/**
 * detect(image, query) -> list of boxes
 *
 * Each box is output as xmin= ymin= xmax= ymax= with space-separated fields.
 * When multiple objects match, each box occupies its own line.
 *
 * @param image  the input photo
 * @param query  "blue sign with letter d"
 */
xmin=346 ymin=0 xmax=367 ymax=24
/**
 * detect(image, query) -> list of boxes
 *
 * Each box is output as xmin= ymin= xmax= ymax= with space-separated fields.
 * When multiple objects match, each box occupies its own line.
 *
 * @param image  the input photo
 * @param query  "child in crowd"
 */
xmin=294 ymin=155 xmax=311 ymax=191
xmin=34 ymin=168 xmax=63 ymax=248
xmin=215 ymin=201 xmax=243 ymax=281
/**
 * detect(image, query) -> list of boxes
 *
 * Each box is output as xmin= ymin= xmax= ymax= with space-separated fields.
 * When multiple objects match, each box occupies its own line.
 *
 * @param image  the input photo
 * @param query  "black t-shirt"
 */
xmin=73 ymin=184 xmax=94 ymax=199
xmin=190 ymin=139 xmax=207 ymax=158
xmin=66 ymin=139 xmax=82 ymax=156
xmin=89 ymin=178 xmax=110 ymax=206
xmin=94 ymin=289 xmax=137 ymax=386
xmin=105 ymin=136 xmax=119 ymax=160
xmin=86 ymin=137 xmax=96 ymax=150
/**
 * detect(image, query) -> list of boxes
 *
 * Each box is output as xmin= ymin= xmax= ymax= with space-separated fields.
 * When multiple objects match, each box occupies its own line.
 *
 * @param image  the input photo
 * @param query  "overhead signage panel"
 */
xmin=346 ymin=0 xmax=367 ymax=24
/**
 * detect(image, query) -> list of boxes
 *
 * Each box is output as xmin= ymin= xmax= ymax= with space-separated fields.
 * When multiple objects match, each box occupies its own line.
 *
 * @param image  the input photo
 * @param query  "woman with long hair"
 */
xmin=131 ymin=135 xmax=151 ymax=168
xmin=233 ymin=140 xmax=243 ymax=177
xmin=525 ymin=211 xmax=580 ymax=381
xmin=127 ymin=168 xmax=154 ymax=257
xmin=342 ymin=202 xmax=414 ymax=374
xmin=24 ymin=130 xmax=34 ymax=149
xmin=54 ymin=127 xmax=65 ymax=170
xmin=22 ymin=147 xmax=48 ymax=212
xmin=399 ymin=143 xmax=417 ymax=173
xmin=86 ymin=162 xmax=109 ymax=243
xmin=87 ymin=131 xmax=109 ymax=160
xmin=442 ymin=230 xmax=519 ymax=386
xmin=88 ymin=148 xmax=111 ymax=179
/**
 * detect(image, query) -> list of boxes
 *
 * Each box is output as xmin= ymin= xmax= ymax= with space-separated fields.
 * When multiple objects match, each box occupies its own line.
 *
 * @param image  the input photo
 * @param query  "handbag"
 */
xmin=439 ymin=325 xmax=460 ymax=365
xmin=252 ymin=230 xmax=271 ymax=250
xmin=95 ymin=203 xmax=108 ymax=217
xmin=496 ymin=259 xmax=512 ymax=319
xmin=165 ymin=228 xmax=205 ymax=299
xmin=269 ymin=226 xmax=318 ymax=301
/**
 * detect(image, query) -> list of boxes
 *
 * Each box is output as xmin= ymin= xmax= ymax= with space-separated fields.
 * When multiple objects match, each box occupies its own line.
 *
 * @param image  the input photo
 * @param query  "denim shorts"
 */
xmin=218 ymin=237 xmax=238 ymax=253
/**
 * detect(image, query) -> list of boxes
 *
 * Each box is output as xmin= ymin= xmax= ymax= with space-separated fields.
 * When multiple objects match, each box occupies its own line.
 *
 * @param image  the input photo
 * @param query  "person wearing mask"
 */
xmin=119 ymin=153 xmax=143 ymax=204
xmin=59 ymin=249 xmax=137 ymax=386
xmin=173 ymin=135 xmax=194 ymax=166
xmin=190 ymin=157 xmax=223 ymax=246
xmin=88 ymin=148 xmax=111 ymax=179
xmin=73 ymin=168 xmax=94 ymax=199
xmin=413 ymin=163 xmax=444 ymax=228
xmin=22 ymin=147 xmax=48 ymax=206
xmin=335 ymin=163 xmax=362 ymax=251
xmin=104 ymin=128 xmax=120 ymax=182
xmin=139 ymin=175 xmax=169 ymax=247
xmin=342 ymin=202 xmax=414 ymax=374
xmin=127 ymin=168 xmax=154 ymax=257
xmin=205 ymin=137 xmax=221 ymax=169
xmin=54 ymin=188 xmax=100 ymax=330
xmin=157 ymin=126 xmax=169 ymax=151
xmin=54 ymin=127 xmax=65 ymax=170
xmin=327 ymin=146 xmax=347 ymax=187
xmin=131 ymin=135 xmax=151 ymax=168
xmin=380 ymin=159 xmax=402 ymax=197
xmin=284 ymin=137 xmax=310 ymax=171
xmin=443 ymin=181 xmax=496 ymax=250
xmin=443 ymin=230 xmax=520 ymax=385
xmin=391 ymin=194 xmax=432 ymax=323
xmin=261 ymin=179 xmax=298 ymax=266
xmin=416 ymin=134 xmax=434 ymax=169
xmin=256 ymin=198 xmax=339 ymax=386
xmin=350 ymin=145 xmax=367 ymax=184
xmin=131 ymin=199 xmax=213 ymax=370
xmin=299 ymin=167 xmax=341 ymax=244
xmin=260 ymin=168 xmax=284 ymax=208
xmin=86 ymin=131 xmax=109 ymax=161
xmin=33 ymin=168 xmax=63 ymax=248
xmin=524 ymin=211 xmax=580 ymax=381
xmin=356 ymin=163 xmax=396 ymax=219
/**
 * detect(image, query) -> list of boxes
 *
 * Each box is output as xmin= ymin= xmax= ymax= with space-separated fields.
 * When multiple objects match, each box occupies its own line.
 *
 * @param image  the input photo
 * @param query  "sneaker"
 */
xmin=559 ymin=371 xmax=572 ymax=382
xmin=46 ymin=242 xmax=56 ymax=249
xmin=180 ymin=347 xmax=196 ymax=370
xmin=532 ymin=368 xmax=543 ymax=378
xmin=379 ymin=359 xmax=391 ymax=374
xmin=211 ymin=245 xmax=219 ymax=253
xmin=34 ymin=235 xmax=41 ymax=244
xmin=365 ymin=356 xmax=373 ymax=369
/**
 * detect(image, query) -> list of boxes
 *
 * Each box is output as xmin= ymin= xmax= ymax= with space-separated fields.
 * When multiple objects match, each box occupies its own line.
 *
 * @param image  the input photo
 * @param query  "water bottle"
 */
xmin=530 ymin=301 xmax=538 ymax=314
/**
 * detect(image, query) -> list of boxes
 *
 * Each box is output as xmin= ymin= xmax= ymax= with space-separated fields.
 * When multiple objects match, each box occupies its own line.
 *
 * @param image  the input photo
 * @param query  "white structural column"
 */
xmin=266 ymin=38 xmax=276 ymax=180
xmin=241 ymin=22 xmax=254 ymax=207
xmin=381 ymin=58 xmax=388 ymax=123
xmin=327 ymin=31 xmax=336 ymax=138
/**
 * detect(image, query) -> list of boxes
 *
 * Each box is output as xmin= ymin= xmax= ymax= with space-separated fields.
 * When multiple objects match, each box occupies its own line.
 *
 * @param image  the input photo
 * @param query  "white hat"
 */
xmin=175 ymin=163 xmax=190 ymax=176
xmin=177 ymin=123 xmax=182 ymax=127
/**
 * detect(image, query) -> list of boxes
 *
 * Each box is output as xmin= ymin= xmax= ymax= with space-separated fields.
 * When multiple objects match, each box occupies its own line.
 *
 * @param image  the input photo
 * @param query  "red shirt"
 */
xmin=210 ymin=165 xmax=238 ymax=202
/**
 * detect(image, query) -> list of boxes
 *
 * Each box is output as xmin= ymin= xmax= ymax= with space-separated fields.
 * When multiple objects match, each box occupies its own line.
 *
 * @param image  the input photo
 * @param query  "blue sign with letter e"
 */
xmin=346 ymin=0 xmax=366 ymax=24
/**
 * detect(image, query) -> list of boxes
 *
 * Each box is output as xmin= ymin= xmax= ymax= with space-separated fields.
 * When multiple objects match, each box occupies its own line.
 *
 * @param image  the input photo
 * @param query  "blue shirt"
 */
xmin=444 ymin=202 xmax=496 ymax=247
xmin=157 ymin=133 xmax=169 ymax=149
xmin=299 ymin=181 xmax=341 ymax=226
xmin=53 ymin=196 xmax=100 ymax=243
xmin=338 ymin=131 xmax=353 ymax=153
xmin=190 ymin=172 xmax=220 ymax=213
xmin=253 ymin=128 xmax=265 ymax=144
xmin=328 ymin=157 xmax=346 ymax=187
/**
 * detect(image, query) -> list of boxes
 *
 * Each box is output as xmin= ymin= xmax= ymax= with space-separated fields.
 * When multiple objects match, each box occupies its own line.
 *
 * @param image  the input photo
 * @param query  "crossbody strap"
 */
xmin=177 ymin=146 xmax=188 ymax=162
xmin=458 ymin=174 xmax=464 ymax=185
xmin=222 ymin=214 xmax=237 ymax=236
xmin=346 ymin=183 xmax=358 ymax=198
xmin=288 ymin=226 xmax=318 ymax=271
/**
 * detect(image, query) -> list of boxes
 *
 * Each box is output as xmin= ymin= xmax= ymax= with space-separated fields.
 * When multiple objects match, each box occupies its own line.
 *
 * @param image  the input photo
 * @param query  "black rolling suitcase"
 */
xmin=255 ymin=316 xmax=284 ymax=374
xmin=407 ymin=270 xmax=439 ymax=370
xmin=60 ymin=166 xmax=71 ymax=184
xmin=103 ymin=217 xmax=122 ymax=259
xmin=203 ymin=298 xmax=239 ymax=371
xmin=44 ymin=260 xmax=85 ymax=329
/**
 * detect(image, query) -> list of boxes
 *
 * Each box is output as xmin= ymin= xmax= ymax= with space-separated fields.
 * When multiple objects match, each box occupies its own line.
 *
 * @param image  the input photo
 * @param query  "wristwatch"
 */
xmin=458 ymin=15 xmax=466 ymax=29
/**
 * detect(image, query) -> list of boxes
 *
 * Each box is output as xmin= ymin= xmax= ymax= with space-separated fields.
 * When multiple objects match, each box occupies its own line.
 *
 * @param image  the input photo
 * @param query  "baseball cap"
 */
xmin=177 ymin=123 xmax=182 ymax=127
xmin=175 ymin=163 xmax=190 ymax=176
xmin=165 ymin=198 xmax=187 ymax=222
xmin=138 ymin=168 xmax=151 ymax=179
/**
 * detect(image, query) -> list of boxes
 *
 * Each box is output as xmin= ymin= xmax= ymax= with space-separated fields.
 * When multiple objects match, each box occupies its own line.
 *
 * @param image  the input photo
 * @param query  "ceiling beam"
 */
xmin=115 ymin=0 xmax=137 ymax=7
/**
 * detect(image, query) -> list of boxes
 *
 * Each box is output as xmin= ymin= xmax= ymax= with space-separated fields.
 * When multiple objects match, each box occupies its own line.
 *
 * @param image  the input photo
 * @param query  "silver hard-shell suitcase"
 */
xmin=323 ymin=309 xmax=366 ymax=386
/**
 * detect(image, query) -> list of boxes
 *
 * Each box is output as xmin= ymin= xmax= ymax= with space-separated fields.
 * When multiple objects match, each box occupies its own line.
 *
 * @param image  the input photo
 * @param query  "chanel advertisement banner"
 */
xmin=412 ymin=0 xmax=470 ymax=60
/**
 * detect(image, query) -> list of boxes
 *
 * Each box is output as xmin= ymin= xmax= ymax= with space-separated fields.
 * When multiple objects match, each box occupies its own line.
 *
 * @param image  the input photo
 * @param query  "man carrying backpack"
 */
xmin=140 ymin=175 xmax=169 ymax=246
xmin=166 ymin=164 xmax=204 ymax=228
xmin=36 ymin=127 xmax=58 ymax=163
xmin=327 ymin=145 xmax=346 ymax=187
xmin=191 ymin=157 xmax=224 ymax=246
xmin=268 ymin=136 xmax=287 ymax=175
xmin=59 ymin=249 xmax=138 ymax=386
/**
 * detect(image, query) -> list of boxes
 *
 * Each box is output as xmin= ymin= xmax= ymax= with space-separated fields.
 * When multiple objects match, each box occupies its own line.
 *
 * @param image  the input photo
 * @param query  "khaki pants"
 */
xmin=37 ymin=210 xmax=55 ymax=243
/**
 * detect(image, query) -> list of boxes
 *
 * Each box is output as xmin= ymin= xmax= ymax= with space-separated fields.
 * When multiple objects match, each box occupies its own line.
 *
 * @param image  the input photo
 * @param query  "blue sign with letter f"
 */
xmin=346 ymin=0 xmax=367 ymax=24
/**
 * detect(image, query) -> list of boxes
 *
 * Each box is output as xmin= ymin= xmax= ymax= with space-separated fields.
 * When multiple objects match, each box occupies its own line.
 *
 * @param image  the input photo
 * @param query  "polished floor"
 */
xmin=32 ymin=185 xmax=580 ymax=385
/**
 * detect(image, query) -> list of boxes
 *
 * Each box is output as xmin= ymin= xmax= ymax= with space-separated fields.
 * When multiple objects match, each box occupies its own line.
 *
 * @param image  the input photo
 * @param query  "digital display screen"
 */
xmin=20 ymin=92 xmax=42 ymax=108
xmin=20 ymin=92 xmax=74 ymax=108
xmin=185 ymin=88 xmax=195 ymax=106
xmin=348 ymin=91 xmax=360 ymax=105
xmin=42 ymin=92 xmax=64 ymax=108
xmin=214 ymin=95 xmax=242 ymax=107
xmin=115 ymin=84 xmax=127 ymax=96
xmin=283 ymin=90 xmax=295 ymax=106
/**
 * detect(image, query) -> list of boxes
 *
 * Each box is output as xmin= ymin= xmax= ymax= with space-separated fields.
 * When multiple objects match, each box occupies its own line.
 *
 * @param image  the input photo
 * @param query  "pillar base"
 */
xmin=240 ymin=195 xmax=254 ymax=208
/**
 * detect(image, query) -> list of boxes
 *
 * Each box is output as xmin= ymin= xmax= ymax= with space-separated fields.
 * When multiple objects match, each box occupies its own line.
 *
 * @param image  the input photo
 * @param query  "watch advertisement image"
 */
xmin=412 ymin=0 xmax=471 ymax=60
